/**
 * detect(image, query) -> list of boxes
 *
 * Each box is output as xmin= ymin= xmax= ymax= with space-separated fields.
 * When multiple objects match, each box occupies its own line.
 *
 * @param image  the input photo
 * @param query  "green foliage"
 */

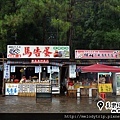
xmin=0 ymin=0 xmax=120 ymax=54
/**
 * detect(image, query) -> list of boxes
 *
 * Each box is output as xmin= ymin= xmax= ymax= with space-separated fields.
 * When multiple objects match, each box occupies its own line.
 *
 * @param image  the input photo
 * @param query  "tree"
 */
xmin=0 ymin=0 xmax=120 ymax=54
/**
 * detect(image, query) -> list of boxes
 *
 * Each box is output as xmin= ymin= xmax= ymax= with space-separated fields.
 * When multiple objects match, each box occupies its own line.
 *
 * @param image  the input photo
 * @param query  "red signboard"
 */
xmin=31 ymin=59 xmax=49 ymax=64
xmin=75 ymin=50 xmax=120 ymax=59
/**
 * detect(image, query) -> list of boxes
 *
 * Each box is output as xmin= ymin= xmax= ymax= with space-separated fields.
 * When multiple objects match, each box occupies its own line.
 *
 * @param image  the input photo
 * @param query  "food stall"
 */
xmin=68 ymin=66 xmax=120 ymax=98
xmin=75 ymin=50 xmax=120 ymax=98
xmin=4 ymin=64 xmax=61 ymax=96
xmin=5 ymin=45 xmax=70 ymax=96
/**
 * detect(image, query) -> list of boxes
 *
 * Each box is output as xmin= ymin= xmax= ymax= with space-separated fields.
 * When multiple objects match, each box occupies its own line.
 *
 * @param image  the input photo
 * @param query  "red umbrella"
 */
xmin=81 ymin=63 xmax=120 ymax=72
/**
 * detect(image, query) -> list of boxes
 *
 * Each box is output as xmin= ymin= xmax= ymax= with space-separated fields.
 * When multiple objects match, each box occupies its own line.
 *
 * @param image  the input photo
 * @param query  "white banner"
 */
xmin=69 ymin=65 xmax=76 ymax=78
xmin=11 ymin=66 xmax=15 ymax=72
xmin=47 ymin=66 xmax=51 ymax=73
xmin=35 ymin=66 xmax=41 ymax=73
xmin=4 ymin=63 xmax=10 ymax=79
xmin=7 ymin=45 xmax=70 ymax=59
xmin=52 ymin=66 xmax=59 ymax=72
xmin=5 ymin=83 xmax=19 ymax=95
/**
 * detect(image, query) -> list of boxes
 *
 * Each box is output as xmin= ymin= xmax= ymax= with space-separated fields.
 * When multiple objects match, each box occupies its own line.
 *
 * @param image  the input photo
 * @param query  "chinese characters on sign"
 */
xmin=10 ymin=66 xmax=15 ymax=72
xmin=98 ymin=84 xmax=113 ymax=93
xmin=97 ymin=100 xmax=120 ymax=113
xmin=75 ymin=50 xmax=120 ymax=59
xmin=5 ymin=83 xmax=19 ymax=95
xmin=116 ymin=73 xmax=120 ymax=95
xmin=105 ymin=101 xmax=120 ymax=113
xmin=35 ymin=66 xmax=41 ymax=73
xmin=69 ymin=65 xmax=76 ymax=78
xmin=4 ymin=63 xmax=10 ymax=79
xmin=7 ymin=45 xmax=70 ymax=58
xmin=31 ymin=59 xmax=49 ymax=64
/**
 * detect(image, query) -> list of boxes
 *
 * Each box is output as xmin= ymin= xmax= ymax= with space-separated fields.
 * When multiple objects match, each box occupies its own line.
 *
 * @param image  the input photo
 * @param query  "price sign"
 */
xmin=98 ymin=83 xmax=112 ymax=93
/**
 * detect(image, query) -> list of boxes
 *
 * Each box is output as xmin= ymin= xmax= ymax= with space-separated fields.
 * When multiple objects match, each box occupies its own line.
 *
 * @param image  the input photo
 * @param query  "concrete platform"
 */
xmin=0 ymin=95 xmax=120 ymax=113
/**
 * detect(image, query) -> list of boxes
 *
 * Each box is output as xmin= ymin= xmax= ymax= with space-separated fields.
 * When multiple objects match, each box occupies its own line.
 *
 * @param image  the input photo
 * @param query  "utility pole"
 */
xmin=2 ymin=53 xmax=5 ymax=97
xmin=67 ymin=0 xmax=75 ymax=60
xmin=57 ymin=19 xmax=59 ymax=45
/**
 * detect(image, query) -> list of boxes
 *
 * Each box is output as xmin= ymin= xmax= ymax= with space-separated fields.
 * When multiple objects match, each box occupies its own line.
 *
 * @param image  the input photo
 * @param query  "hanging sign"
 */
xmin=52 ymin=66 xmax=59 ymax=72
xmin=4 ymin=63 xmax=10 ymax=79
xmin=11 ymin=66 xmax=15 ymax=72
xmin=116 ymin=73 xmax=120 ymax=95
xmin=35 ymin=66 xmax=41 ymax=73
xmin=47 ymin=66 xmax=51 ymax=73
xmin=98 ymin=83 xmax=113 ymax=93
xmin=69 ymin=65 xmax=76 ymax=78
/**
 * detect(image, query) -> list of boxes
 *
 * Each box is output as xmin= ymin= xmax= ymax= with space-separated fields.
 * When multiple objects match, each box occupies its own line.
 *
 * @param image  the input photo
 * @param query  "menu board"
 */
xmin=18 ymin=83 xmax=37 ymax=93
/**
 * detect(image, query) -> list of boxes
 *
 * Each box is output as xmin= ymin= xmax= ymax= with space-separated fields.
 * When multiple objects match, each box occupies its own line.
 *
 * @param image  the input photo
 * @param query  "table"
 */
xmin=67 ymin=90 xmax=77 ymax=97
xmin=89 ymin=88 xmax=98 ymax=97
xmin=80 ymin=88 xmax=89 ymax=97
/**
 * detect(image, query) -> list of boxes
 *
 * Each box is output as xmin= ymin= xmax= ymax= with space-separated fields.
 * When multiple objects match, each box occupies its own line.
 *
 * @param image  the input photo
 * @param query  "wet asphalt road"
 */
xmin=0 ymin=95 xmax=120 ymax=113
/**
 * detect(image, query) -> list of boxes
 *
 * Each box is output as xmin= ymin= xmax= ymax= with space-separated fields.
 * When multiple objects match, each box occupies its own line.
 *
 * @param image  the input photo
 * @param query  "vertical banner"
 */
xmin=47 ymin=66 xmax=51 ymax=73
xmin=35 ymin=66 xmax=41 ymax=73
xmin=52 ymin=66 xmax=59 ymax=72
xmin=69 ymin=65 xmax=76 ymax=78
xmin=11 ymin=66 xmax=15 ymax=72
xmin=4 ymin=63 xmax=10 ymax=79
xmin=116 ymin=73 xmax=120 ymax=95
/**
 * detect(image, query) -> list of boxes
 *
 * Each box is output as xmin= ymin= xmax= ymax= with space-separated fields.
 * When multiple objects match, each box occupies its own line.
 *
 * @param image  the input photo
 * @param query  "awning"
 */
xmin=81 ymin=63 xmax=120 ymax=72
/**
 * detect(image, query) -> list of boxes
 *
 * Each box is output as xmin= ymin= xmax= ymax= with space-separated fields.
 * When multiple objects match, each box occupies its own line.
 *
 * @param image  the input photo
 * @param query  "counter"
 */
xmin=5 ymin=82 xmax=51 ymax=96
xmin=68 ymin=87 xmax=98 ymax=98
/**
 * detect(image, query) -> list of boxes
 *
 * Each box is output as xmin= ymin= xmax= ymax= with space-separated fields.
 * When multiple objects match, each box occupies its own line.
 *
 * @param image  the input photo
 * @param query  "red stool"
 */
xmin=100 ymin=92 xmax=106 ymax=100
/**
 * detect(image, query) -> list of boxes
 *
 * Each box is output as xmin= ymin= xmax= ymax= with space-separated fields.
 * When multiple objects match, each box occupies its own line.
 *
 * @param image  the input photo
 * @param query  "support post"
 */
xmin=2 ymin=54 xmax=5 ymax=97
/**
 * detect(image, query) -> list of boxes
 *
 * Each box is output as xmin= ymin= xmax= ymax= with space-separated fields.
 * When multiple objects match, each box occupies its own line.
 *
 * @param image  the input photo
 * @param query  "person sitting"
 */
xmin=20 ymin=75 xmax=26 ymax=83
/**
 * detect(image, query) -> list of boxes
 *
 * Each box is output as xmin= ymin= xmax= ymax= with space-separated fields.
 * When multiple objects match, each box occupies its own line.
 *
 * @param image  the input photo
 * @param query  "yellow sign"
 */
xmin=98 ymin=83 xmax=112 ymax=93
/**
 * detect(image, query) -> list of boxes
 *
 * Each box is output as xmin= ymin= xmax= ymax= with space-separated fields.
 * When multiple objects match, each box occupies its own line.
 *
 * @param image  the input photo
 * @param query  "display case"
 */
xmin=50 ymin=66 xmax=60 ymax=94
xmin=51 ymin=72 xmax=59 ymax=86
xmin=36 ymin=83 xmax=52 ymax=102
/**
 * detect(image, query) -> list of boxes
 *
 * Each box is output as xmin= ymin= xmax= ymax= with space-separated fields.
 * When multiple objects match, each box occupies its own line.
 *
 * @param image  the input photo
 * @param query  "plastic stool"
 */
xmin=100 ymin=92 xmax=106 ymax=100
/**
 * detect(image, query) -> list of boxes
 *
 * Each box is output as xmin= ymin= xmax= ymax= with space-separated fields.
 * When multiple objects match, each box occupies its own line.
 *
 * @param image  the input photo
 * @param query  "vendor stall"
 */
xmin=67 ymin=63 xmax=120 ymax=98
xmin=5 ymin=45 xmax=70 ymax=96
xmin=4 ymin=64 xmax=61 ymax=96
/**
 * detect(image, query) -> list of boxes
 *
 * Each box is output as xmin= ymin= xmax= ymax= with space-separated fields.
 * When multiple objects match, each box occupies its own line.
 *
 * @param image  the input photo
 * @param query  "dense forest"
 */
xmin=0 ymin=0 xmax=120 ymax=57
